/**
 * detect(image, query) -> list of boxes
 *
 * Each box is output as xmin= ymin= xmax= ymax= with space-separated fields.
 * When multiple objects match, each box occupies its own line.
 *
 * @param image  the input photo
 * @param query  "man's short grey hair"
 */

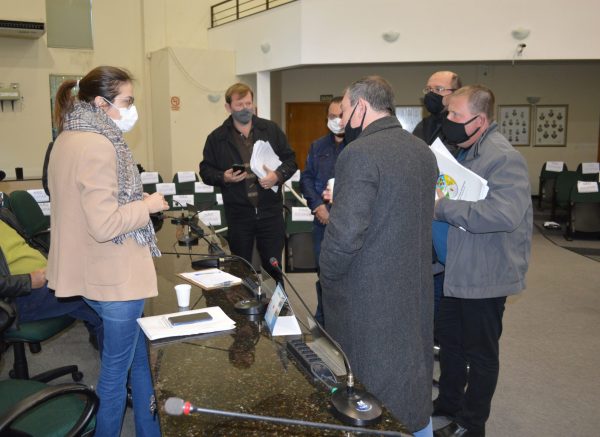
xmin=451 ymin=85 xmax=495 ymax=121
xmin=347 ymin=76 xmax=395 ymax=114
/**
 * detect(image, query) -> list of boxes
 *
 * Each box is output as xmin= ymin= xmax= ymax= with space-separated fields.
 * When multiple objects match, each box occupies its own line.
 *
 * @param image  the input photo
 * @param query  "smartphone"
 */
xmin=168 ymin=312 xmax=213 ymax=327
xmin=232 ymin=164 xmax=246 ymax=173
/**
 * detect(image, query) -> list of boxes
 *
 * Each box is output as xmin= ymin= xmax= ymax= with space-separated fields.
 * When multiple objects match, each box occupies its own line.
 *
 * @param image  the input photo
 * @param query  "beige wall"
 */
xmin=0 ymin=0 xmax=149 ymax=179
xmin=279 ymin=62 xmax=600 ymax=192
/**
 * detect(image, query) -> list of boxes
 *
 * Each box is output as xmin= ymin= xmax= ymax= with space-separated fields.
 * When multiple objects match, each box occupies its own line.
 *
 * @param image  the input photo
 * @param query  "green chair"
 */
xmin=0 ymin=380 xmax=98 ymax=437
xmin=538 ymin=162 xmax=567 ymax=209
xmin=8 ymin=191 xmax=50 ymax=252
xmin=566 ymin=182 xmax=600 ymax=237
xmin=141 ymin=172 xmax=163 ymax=194
xmin=551 ymin=170 xmax=578 ymax=220
xmin=575 ymin=162 xmax=600 ymax=182
xmin=3 ymin=316 xmax=83 ymax=382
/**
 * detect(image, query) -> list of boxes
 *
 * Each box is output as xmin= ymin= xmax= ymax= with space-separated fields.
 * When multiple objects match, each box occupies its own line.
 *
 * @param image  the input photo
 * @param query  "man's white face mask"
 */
xmin=327 ymin=117 xmax=344 ymax=135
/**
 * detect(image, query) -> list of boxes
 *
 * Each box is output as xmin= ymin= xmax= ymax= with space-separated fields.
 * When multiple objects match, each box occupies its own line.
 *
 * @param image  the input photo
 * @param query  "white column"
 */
xmin=256 ymin=71 xmax=271 ymax=119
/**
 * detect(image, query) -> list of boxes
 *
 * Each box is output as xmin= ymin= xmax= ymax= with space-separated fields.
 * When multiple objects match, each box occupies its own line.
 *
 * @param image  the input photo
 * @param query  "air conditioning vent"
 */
xmin=0 ymin=20 xmax=45 ymax=39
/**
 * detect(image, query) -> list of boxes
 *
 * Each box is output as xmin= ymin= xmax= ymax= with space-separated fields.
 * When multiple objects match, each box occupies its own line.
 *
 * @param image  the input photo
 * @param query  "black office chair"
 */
xmin=566 ymin=182 xmax=600 ymax=238
xmin=575 ymin=162 xmax=600 ymax=182
xmin=283 ymin=207 xmax=316 ymax=273
xmin=551 ymin=170 xmax=578 ymax=220
xmin=0 ymin=306 xmax=97 ymax=436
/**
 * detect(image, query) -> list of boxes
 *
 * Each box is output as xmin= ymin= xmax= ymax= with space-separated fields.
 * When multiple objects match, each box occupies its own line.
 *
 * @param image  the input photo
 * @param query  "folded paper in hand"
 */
xmin=250 ymin=140 xmax=281 ymax=193
xmin=430 ymin=138 xmax=489 ymax=201
xmin=137 ymin=307 xmax=235 ymax=341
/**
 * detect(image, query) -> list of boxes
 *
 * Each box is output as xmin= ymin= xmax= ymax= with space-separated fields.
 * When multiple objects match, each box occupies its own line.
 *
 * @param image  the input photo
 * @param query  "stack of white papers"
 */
xmin=179 ymin=269 xmax=242 ymax=290
xmin=430 ymin=138 xmax=489 ymax=201
xmin=250 ymin=140 xmax=282 ymax=193
xmin=138 ymin=307 xmax=235 ymax=341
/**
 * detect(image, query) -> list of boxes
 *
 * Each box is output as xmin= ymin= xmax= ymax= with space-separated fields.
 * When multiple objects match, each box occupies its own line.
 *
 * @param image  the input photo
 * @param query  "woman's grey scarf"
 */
xmin=63 ymin=101 xmax=161 ymax=257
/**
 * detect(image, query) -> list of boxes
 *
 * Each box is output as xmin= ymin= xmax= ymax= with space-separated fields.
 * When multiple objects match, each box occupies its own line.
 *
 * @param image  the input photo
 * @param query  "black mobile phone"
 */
xmin=232 ymin=164 xmax=246 ymax=173
xmin=168 ymin=312 xmax=213 ymax=327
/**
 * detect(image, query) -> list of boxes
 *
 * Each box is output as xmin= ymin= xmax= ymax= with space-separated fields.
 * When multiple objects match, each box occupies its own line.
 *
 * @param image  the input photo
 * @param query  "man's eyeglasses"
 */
xmin=112 ymin=97 xmax=135 ymax=109
xmin=422 ymin=86 xmax=456 ymax=95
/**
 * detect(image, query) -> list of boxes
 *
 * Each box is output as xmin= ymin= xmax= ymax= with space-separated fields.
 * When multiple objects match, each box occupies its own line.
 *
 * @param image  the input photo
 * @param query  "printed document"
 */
xmin=430 ymin=138 xmax=489 ymax=201
xmin=250 ymin=140 xmax=281 ymax=193
xmin=138 ymin=307 xmax=235 ymax=341
xmin=179 ymin=268 xmax=242 ymax=290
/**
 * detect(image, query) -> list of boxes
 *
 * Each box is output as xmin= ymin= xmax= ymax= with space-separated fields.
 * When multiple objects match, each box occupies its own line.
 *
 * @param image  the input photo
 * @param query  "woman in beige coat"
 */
xmin=47 ymin=66 xmax=168 ymax=437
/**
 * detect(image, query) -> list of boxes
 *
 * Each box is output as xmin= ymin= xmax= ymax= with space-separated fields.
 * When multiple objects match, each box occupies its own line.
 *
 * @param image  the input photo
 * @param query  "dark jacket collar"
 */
xmin=360 ymin=115 xmax=402 ymax=138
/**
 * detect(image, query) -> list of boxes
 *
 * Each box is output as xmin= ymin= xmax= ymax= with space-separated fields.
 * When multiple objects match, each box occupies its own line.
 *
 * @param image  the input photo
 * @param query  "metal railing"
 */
xmin=210 ymin=0 xmax=297 ymax=28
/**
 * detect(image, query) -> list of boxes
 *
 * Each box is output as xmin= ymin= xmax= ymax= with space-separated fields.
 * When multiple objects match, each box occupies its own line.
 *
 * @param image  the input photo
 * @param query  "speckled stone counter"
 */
xmin=146 ymin=221 xmax=410 ymax=436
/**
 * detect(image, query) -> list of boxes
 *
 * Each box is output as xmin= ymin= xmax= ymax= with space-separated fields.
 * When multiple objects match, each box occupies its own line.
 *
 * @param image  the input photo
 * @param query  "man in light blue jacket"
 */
xmin=432 ymin=85 xmax=532 ymax=437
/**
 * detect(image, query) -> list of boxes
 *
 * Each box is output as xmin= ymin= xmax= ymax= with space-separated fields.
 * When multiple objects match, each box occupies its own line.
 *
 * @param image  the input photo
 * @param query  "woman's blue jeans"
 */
xmin=85 ymin=298 xmax=161 ymax=437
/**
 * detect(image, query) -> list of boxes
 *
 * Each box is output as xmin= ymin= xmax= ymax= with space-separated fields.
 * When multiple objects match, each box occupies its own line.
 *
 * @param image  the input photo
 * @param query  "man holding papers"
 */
xmin=432 ymin=85 xmax=533 ymax=437
xmin=200 ymin=83 xmax=297 ymax=280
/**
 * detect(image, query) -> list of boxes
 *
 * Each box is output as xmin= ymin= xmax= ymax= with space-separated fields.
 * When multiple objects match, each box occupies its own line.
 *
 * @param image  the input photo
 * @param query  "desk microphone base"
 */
xmin=331 ymin=387 xmax=383 ymax=427
xmin=234 ymin=297 xmax=268 ymax=315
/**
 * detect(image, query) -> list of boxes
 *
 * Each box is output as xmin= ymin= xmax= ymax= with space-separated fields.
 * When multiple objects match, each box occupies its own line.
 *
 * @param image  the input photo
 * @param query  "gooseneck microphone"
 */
xmin=164 ymin=397 xmax=402 ymax=436
xmin=269 ymin=257 xmax=383 ymax=427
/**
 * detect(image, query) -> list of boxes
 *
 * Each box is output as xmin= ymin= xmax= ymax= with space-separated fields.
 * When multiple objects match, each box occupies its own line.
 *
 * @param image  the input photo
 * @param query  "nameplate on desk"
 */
xmin=265 ymin=283 xmax=301 ymax=336
xmin=179 ymin=268 xmax=242 ymax=290
xmin=194 ymin=182 xmax=214 ymax=193
xmin=172 ymin=194 xmax=194 ymax=207
xmin=198 ymin=210 xmax=221 ymax=226
xmin=156 ymin=183 xmax=176 ymax=195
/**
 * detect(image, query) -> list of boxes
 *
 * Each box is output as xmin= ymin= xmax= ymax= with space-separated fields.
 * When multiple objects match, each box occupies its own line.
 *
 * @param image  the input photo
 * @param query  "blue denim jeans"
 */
xmin=85 ymin=298 xmax=161 ymax=437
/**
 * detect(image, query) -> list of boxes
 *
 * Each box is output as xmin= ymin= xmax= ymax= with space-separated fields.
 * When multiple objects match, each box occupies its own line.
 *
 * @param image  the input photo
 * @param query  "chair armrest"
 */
xmin=0 ymin=300 xmax=16 ymax=335
xmin=0 ymin=383 xmax=98 ymax=437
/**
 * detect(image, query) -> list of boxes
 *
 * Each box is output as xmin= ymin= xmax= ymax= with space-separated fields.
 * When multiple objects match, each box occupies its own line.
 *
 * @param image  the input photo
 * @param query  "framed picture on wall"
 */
xmin=395 ymin=105 xmax=424 ymax=134
xmin=533 ymin=105 xmax=568 ymax=146
xmin=497 ymin=105 xmax=531 ymax=146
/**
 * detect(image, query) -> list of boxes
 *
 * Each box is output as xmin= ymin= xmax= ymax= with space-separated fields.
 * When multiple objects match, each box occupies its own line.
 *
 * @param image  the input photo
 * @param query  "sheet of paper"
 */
xmin=291 ymin=206 xmax=313 ymax=222
xmin=194 ymin=182 xmax=214 ymax=193
xmin=216 ymin=193 xmax=223 ymax=205
xmin=137 ymin=307 xmax=236 ymax=341
xmin=430 ymin=138 xmax=489 ymax=201
xmin=545 ymin=161 xmax=564 ymax=172
xmin=179 ymin=268 xmax=242 ymax=290
xmin=38 ymin=202 xmax=51 ymax=216
xmin=198 ymin=210 xmax=221 ymax=226
xmin=156 ymin=183 xmax=176 ymax=195
xmin=581 ymin=162 xmax=600 ymax=174
xmin=140 ymin=172 xmax=159 ymax=184
xmin=27 ymin=189 xmax=49 ymax=203
xmin=577 ymin=181 xmax=599 ymax=193
xmin=177 ymin=171 xmax=196 ymax=183
xmin=172 ymin=194 xmax=194 ymax=207
xmin=250 ymin=140 xmax=282 ymax=193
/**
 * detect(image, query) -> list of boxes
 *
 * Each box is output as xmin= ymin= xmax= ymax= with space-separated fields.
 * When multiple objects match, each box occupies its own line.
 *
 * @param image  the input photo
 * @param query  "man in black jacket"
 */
xmin=200 ymin=83 xmax=297 ymax=280
xmin=0 ymin=207 xmax=102 ymax=351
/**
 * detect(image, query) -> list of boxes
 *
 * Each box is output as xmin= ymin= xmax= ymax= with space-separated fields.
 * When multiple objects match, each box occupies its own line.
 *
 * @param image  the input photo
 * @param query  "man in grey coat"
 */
xmin=319 ymin=76 xmax=438 ymax=436
xmin=432 ymin=85 xmax=533 ymax=437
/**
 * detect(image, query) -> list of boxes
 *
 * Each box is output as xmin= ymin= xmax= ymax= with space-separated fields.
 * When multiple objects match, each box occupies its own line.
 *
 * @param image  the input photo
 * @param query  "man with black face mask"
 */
xmin=200 ymin=83 xmax=297 ymax=281
xmin=432 ymin=85 xmax=532 ymax=437
xmin=412 ymin=71 xmax=462 ymax=147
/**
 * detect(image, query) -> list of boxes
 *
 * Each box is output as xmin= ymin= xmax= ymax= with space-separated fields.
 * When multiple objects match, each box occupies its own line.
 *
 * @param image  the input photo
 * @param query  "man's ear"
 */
xmin=224 ymin=103 xmax=232 ymax=114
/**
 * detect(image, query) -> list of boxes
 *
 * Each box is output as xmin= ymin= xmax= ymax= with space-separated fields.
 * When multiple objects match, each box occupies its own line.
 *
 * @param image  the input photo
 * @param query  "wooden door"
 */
xmin=286 ymin=102 xmax=330 ymax=171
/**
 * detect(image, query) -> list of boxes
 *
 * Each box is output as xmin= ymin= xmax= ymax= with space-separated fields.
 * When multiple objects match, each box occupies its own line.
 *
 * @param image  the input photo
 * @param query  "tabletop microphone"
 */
xmin=269 ymin=257 xmax=383 ymax=427
xmin=164 ymin=397 xmax=402 ymax=435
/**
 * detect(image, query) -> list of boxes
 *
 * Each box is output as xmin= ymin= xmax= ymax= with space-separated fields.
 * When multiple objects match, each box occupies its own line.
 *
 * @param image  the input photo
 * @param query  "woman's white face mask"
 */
xmin=103 ymin=97 xmax=139 ymax=133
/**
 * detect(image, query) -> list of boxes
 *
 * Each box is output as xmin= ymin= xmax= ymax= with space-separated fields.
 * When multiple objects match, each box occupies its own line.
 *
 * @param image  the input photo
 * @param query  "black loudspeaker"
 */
xmin=15 ymin=167 xmax=23 ymax=180
xmin=0 ymin=170 xmax=6 ymax=181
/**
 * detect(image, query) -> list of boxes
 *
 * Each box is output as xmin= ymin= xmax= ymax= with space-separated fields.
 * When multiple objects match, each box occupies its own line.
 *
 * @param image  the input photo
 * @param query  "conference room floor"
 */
xmin=1 ymin=225 xmax=599 ymax=436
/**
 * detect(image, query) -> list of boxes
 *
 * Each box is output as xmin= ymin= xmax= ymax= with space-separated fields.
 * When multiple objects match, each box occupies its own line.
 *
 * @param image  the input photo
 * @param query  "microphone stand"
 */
xmin=164 ymin=397 xmax=403 ymax=436
xmin=269 ymin=257 xmax=383 ymax=427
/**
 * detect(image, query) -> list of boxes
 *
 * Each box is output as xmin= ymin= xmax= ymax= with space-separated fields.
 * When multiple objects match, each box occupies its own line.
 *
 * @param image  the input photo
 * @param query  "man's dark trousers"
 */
xmin=435 ymin=295 xmax=506 ymax=433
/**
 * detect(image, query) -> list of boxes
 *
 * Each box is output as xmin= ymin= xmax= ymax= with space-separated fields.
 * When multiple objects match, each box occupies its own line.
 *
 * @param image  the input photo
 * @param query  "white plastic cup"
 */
xmin=174 ymin=284 xmax=191 ymax=307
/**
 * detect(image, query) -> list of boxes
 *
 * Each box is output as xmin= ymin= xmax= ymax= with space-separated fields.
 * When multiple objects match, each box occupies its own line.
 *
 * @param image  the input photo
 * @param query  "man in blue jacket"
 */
xmin=299 ymin=96 xmax=345 ymax=325
xmin=432 ymin=85 xmax=533 ymax=437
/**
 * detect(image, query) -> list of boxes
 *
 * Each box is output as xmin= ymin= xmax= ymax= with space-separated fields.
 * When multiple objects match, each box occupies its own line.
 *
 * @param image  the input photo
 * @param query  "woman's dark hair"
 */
xmin=54 ymin=66 xmax=133 ymax=132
